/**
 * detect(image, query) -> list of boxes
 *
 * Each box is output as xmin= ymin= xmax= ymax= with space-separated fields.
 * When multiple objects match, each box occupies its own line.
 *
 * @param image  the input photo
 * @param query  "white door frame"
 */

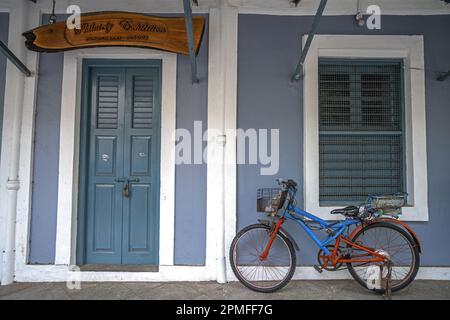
xmin=55 ymin=48 xmax=177 ymax=266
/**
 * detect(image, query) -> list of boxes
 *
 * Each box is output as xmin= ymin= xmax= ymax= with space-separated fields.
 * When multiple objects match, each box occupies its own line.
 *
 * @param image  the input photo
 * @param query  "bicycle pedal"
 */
xmin=313 ymin=265 xmax=323 ymax=273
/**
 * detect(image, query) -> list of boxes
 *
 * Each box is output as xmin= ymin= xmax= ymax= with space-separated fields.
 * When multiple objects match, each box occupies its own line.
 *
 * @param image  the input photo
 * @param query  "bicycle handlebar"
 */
xmin=276 ymin=178 xmax=298 ymax=191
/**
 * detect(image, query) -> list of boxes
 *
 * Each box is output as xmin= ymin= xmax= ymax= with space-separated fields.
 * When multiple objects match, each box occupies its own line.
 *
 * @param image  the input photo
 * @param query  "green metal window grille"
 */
xmin=318 ymin=58 xmax=405 ymax=205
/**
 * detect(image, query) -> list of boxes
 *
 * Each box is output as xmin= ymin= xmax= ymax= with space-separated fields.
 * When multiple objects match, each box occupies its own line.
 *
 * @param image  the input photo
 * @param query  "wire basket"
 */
xmin=256 ymin=188 xmax=285 ymax=215
xmin=367 ymin=192 xmax=408 ymax=216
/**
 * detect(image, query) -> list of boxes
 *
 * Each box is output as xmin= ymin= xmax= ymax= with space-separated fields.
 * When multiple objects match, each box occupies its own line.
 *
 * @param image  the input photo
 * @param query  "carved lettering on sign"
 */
xmin=23 ymin=12 xmax=205 ymax=56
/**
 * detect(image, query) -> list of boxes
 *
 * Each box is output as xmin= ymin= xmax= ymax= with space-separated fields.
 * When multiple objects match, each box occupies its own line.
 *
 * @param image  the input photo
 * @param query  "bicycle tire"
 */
xmin=230 ymin=223 xmax=296 ymax=293
xmin=347 ymin=221 xmax=420 ymax=293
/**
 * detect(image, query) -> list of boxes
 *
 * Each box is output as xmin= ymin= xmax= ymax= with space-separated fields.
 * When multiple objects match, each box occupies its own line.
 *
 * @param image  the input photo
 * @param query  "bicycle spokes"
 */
xmin=231 ymin=226 xmax=295 ymax=291
xmin=347 ymin=224 xmax=417 ymax=290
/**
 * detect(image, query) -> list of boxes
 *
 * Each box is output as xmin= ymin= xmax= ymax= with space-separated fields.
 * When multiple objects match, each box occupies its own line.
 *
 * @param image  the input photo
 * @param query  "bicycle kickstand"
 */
xmin=383 ymin=261 xmax=393 ymax=300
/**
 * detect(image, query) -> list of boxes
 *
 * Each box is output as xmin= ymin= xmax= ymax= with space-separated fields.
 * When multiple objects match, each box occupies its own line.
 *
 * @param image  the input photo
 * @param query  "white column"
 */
xmin=14 ymin=5 xmax=41 ymax=274
xmin=206 ymin=3 xmax=238 ymax=283
xmin=0 ymin=0 xmax=33 ymax=285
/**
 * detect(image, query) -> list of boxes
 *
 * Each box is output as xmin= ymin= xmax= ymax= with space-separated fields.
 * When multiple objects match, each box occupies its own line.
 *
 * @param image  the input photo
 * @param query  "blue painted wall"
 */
xmin=29 ymin=15 xmax=208 ymax=265
xmin=174 ymin=18 xmax=208 ymax=265
xmin=0 ymin=13 xmax=9 ymax=157
xmin=28 ymin=13 xmax=450 ymax=267
xmin=237 ymin=14 xmax=450 ymax=266
xmin=28 ymin=15 xmax=65 ymax=263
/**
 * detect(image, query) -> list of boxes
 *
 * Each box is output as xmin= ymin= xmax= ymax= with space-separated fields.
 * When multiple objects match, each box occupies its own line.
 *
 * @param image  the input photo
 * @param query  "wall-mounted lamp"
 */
xmin=355 ymin=11 xmax=365 ymax=26
xmin=355 ymin=0 xmax=365 ymax=27
xmin=48 ymin=0 xmax=57 ymax=24
xmin=437 ymin=71 xmax=450 ymax=81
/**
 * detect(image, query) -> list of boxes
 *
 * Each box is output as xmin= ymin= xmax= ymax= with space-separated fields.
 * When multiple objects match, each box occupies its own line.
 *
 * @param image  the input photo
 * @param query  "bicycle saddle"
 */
xmin=330 ymin=206 xmax=359 ymax=217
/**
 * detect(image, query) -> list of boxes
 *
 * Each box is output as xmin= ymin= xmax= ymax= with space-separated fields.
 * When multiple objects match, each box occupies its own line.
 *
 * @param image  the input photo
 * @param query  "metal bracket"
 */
xmin=183 ymin=0 xmax=200 ymax=84
xmin=291 ymin=0 xmax=328 ymax=82
xmin=437 ymin=70 xmax=450 ymax=81
xmin=0 ymin=40 xmax=33 ymax=77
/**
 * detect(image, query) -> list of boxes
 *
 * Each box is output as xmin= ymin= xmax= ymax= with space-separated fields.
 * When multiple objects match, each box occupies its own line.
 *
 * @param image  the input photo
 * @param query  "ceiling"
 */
xmin=28 ymin=0 xmax=450 ymax=15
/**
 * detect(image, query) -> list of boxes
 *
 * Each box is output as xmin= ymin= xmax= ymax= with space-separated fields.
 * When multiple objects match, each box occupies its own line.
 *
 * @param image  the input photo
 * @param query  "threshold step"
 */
xmin=78 ymin=264 xmax=159 ymax=272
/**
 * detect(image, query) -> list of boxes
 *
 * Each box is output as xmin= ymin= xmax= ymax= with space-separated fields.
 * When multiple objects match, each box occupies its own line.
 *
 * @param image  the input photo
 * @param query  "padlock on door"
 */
xmin=122 ymin=178 xmax=140 ymax=198
xmin=123 ymin=181 xmax=130 ymax=197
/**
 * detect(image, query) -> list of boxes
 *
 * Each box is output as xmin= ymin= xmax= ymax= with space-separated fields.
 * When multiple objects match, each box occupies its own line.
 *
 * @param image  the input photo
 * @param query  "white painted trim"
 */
xmin=233 ymin=0 xmax=450 ymax=16
xmin=228 ymin=266 xmax=450 ymax=281
xmin=14 ymin=264 xmax=214 ymax=282
xmin=206 ymin=8 xmax=219 ymax=282
xmin=32 ymin=0 xmax=210 ymax=14
xmin=14 ymin=6 xmax=41 ymax=273
xmin=0 ymin=0 xmax=21 ymax=12
xmin=53 ymin=47 xmax=177 ymax=269
xmin=27 ymin=0 xmax=450 ymax=16
xmin=223 ymin=7 xmax=238 ymax=283
xmin=236 ymin=9 xmax=450 ymax=16
xmin=159 ymin=52 xmax=177 ymax=267
xmin=227 ymin=266 xmax=449 ymax=281
xmin=4 ymin=0 xmax=450 ymax=15
xmin=13 ymin=265 xmax=450 ymax=282
xmin=6 ymin=0 xmax=450 ymax=15
xmin=0 ymin=0 xmax=36 ymax=285
xmin=206 ymin=5 xmax=239 ymax=284
xmin=0 ymin=2 xmax=11 ymax=285
xmin=303 ymin=35 xmax=428 ymax=221
xmin=300 ymin=266 xmax=450 ymax=281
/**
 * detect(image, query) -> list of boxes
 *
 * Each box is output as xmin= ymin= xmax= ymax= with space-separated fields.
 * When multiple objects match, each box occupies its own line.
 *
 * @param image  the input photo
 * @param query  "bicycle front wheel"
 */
xmin=230 ymin=224 xmax=296 ymax=293
xmin=347 ymin=222 xmax=420 ymax=293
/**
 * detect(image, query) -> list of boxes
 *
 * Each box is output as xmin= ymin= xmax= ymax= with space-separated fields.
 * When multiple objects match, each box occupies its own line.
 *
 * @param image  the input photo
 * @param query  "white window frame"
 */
xmin=303 ymin=35 xmax=428 ymax=221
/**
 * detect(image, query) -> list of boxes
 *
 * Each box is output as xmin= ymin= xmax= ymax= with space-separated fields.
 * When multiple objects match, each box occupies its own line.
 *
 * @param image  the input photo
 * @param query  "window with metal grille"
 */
xmin=318 ymin=58 xmax=405 ymax=205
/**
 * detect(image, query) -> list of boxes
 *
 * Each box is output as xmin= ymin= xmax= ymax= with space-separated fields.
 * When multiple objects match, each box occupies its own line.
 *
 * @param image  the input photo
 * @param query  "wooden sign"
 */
xmin=23 ymin=12 xmax=205 ymax=55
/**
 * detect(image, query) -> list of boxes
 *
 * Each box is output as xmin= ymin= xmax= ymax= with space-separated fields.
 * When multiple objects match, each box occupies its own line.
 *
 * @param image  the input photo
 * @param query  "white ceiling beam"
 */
xmin=20 ymin=0 xmax=450 ymax=15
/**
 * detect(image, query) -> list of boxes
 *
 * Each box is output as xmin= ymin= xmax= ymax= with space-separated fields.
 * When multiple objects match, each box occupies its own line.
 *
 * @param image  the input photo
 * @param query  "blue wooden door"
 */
xmin=84 ymin=63 xmax=161 ymax=265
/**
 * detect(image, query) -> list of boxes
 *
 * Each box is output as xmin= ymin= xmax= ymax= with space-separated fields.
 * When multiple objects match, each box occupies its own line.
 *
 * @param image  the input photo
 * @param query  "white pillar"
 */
xmin=14 ymin=5 xmax=41 ymax=277
xmin=206 ymin=3 xmax=238 ymax=283
xmin=0 ymin=0 xmax=33 ymax=285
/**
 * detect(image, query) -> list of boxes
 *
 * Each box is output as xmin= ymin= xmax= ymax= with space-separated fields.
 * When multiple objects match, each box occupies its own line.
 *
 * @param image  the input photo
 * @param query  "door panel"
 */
xmin=121 ymin=68 xmax=160 ymax=264
xmin=130 ymin=136 xmax=152 ymax=176
xmin=128 ymin=184 xmax=150 ymax=251
xmin=83 ymin=63 xmax=160 ymax=265
xmin=95 ymin=136 xmax=117 ymax=175
xmin=121 ymin=183 xmax=154 ymax=263
xmin=86 ymin=68 xmax=125 ymax=264
xmin=93 ymin=184 xmax=117 ymax=251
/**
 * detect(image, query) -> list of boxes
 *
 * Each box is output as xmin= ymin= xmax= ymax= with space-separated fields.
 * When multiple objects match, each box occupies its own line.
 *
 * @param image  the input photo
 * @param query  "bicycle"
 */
xmin=230 ymin=179 xmax=421 ymax=294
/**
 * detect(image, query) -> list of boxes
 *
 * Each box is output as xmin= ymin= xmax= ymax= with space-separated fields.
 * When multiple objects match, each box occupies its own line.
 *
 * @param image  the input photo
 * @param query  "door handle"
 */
xmin=115 ymin=177 xmax=139 ymax=183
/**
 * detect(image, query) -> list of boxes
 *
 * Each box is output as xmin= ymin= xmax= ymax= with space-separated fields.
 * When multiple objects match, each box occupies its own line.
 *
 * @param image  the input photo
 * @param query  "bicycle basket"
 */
xmin=256 ymin=188 xmax=286 ymax=215
xmin=367 ymin=193 xmax=408 ymax=216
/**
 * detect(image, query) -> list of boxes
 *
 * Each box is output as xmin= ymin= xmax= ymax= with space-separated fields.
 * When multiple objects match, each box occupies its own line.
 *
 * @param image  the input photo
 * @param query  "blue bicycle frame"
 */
xmin=281 ymin=189 xmax=361 ymax=256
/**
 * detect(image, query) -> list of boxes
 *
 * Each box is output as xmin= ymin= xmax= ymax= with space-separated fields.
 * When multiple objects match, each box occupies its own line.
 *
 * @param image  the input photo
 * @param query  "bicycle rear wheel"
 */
xmin=347 ymin=222 xmax=420 ymax=293
xmin=230 ymin=224 xmax=296 ymax=293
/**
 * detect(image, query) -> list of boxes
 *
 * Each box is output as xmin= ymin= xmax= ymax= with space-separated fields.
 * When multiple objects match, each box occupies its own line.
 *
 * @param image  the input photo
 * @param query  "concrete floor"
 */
xmin=0 ymin=280 xmax=449 ymax=300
